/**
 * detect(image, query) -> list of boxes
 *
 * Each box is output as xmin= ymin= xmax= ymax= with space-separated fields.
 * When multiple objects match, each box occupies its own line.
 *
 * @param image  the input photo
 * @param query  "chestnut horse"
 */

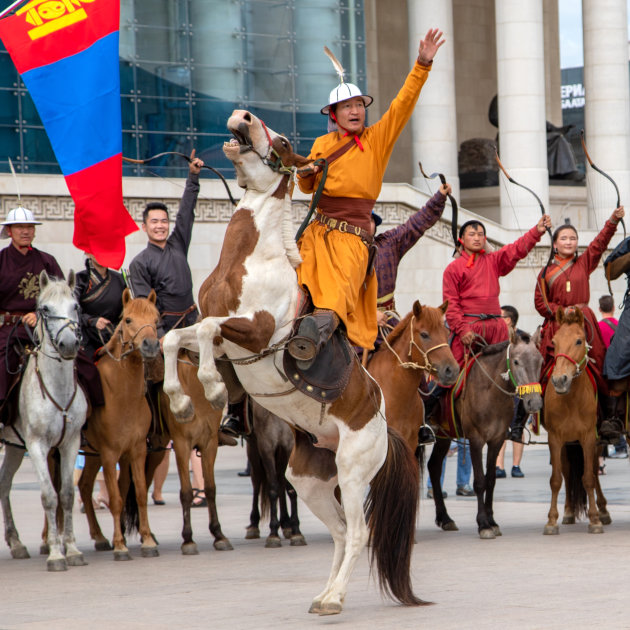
xmin=543 ymin=306 xmax=610 ymax=535
xmin=367 ymin=300 xmax=459 ymax=452
xmin=78 ymin=290 xmax=161 ymax=560
xmin=163 ymin=110 xmax=423 ymax=615
xmin=427 ymin=332 xmax=543 ymax=538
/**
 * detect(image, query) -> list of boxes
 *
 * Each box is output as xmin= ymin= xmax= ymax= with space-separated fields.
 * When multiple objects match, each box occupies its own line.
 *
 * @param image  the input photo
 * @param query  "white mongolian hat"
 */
xmin=321 ymin=46 xmax=373 ymax=115
xmin=0 ymin=206 xmax=42 ymax=239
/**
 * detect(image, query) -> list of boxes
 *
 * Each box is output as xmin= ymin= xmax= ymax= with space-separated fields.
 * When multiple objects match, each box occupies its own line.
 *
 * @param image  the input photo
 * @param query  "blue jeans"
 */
xmin=456 ymin=439 xmax=472 ymax=487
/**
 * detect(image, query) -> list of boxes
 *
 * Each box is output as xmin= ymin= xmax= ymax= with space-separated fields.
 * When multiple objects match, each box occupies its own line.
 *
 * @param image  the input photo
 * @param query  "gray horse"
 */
xmin=0 ymin=270 xmax=87 ymax=570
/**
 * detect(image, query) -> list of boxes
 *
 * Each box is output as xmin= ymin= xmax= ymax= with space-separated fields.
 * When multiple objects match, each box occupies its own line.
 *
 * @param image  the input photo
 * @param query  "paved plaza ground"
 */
xmin=1 ymin=437 xmax=630 ymax=630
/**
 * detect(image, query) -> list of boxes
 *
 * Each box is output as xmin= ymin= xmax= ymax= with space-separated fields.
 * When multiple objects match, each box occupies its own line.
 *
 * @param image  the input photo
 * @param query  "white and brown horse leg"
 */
xmin=27 ymin=441 xmax=66 ymax=571
xmin=196 ymin=318 xmax=229 ymax=409
xmin=0 ymin=444 xmax=29 ymax=559
xmin=581 ymin=433 xmax=604 ymax=534
xmin=58 ymin=435 xmax=86 ymax=566
xmin=163 ymin=323 xmax=202 ymax=421
xmin=286 ymin=431 xmax=346 ymax=615
xmin=78 ymin=453 xmax=112 ymax=551
xmin=544 ymin=432 xmax=563 ymax=535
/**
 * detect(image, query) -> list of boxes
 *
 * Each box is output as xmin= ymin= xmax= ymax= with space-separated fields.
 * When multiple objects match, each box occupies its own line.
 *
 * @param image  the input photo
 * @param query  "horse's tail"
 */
xmin=123 ymin=468 xmax=140 ymax=535
xmin=414 ymin=443 xmax=425 ymax=487
xmin=365 ymin=426 xmax=430 ymax=606
xmin=566 ymin=442 xmax=587 ymax=519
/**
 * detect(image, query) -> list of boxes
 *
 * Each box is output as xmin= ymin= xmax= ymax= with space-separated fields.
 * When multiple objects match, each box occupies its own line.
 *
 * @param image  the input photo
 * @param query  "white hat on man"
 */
xmin=0 ymin=206 xmax=42 ymax=239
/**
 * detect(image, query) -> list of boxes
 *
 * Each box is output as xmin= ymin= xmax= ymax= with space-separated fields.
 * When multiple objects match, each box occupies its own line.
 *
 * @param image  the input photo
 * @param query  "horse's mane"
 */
xmin=480 ymin=340 xmax=510 ymax=356
xmin=37 ymin=277 xmax=73 ymax=305
xmin=384 ymin=312 xmax=413 ymax=346
xmin=562 ymin=308 xmax=583 ymax=327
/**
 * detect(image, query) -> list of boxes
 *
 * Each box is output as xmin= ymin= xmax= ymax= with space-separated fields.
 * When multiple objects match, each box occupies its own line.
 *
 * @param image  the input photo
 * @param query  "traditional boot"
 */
xmin=220 ymin=399 xmax=248 ymax=437
xmin=509 ymin=400 xmax=527 ymax=443
xmin=599 ymin=393 xmax=625 ymax=441
xmin=287 ymin=309 xmax=339 ymax=370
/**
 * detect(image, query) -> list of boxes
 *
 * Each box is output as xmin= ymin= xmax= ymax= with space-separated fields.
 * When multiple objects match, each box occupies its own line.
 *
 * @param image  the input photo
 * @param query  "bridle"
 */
xmin=253 ymin=119 xmax=297 ymax=175
xmin=504 ymin=343 xmax=542 ymax=398
xmin=35 ymin=305 xmax=82 ymax=360
xmin=99 ymin=321 xmax=158 ymax=362
xmin=550 ymin=348 xmax=589 ymax=383
xmin=382 ymin=315 xmax=449 ymax=375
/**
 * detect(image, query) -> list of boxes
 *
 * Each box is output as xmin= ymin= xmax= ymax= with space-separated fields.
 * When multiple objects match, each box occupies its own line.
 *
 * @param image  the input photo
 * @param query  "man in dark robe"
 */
xmin=75 ymin=254 xmax=126 ymax=359
xmin=0 ymin=207 xmax=104 ymax=421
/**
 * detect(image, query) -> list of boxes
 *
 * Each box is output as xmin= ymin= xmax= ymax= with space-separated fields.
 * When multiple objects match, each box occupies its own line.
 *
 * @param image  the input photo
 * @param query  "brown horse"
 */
xmin=245 ymin=398 xmax=306 ymax=548
xmin=367 ymin=300 xmax=459 ymax=452
xmin=160 ymin=357 xmax=233 ymax=555
xmin=427 ymin=332 xmax=543 ymax=538
xmin=543 ymin=306 xmax=611 ymax=535
xmin=78 ymin=290 xmax=161 ymax=560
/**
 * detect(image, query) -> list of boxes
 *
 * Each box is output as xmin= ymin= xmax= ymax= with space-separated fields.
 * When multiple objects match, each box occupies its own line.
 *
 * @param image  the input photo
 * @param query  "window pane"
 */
xmin=0 ymin=90 xmax=19 ymax=125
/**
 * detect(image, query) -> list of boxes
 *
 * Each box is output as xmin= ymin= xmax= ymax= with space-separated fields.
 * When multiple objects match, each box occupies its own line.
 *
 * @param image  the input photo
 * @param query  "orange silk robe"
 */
xmin=296 ymin=61 xmax=431 ymax=348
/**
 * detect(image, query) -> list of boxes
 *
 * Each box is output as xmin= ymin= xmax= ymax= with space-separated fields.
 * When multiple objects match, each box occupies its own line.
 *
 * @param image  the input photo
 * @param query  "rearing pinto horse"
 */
xmin=163 ymin=110 xmax=424 ymax=615
xmin=543 ymin=306 xmax=610 ymax=535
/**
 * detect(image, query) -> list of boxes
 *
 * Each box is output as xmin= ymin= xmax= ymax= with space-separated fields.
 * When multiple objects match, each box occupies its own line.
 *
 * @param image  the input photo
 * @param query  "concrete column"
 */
xmin=583 ymin=0 xmax=630 ymax=228
xmin=495 ymin=0 xmax=549 ymax=230
xmin=408 ymin=0 xmax=459 ymax=200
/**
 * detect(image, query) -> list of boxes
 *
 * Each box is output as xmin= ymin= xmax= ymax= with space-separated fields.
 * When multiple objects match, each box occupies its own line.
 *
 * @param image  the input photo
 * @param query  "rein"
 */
xmin=382 ymin=315 xmax=448 ymax=374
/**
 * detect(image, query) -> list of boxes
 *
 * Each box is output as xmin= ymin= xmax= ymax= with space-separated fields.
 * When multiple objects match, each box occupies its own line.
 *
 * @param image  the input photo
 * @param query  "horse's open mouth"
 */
xmin=226 ymin=126 xmax=254 ymax=154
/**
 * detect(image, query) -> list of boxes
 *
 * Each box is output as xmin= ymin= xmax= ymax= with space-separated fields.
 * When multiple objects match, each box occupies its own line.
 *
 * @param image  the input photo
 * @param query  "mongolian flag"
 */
xmin=0 ymin=0 xmax=138 ymax=268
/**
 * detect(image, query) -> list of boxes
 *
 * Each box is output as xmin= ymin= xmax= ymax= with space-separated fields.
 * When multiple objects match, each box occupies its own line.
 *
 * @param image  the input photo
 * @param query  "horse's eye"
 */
xmin=125 ymin=317 xmax=132 ymax=324
xmin=420 ymin=331 xmax=429 ymax=340
xmin=576 ymin=339 xmax=582 ymax=345
xmin=42 ymin=305 xmax=49 ymax=313
xmin=513 ymin=359 xmax=519 ymax=366
xmin=281 ymin=139 xmax=288 ymax=147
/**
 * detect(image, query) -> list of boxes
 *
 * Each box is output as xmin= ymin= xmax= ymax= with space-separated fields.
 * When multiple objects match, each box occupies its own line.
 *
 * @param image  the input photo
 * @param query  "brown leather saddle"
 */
xmin=283 ymin=297 xmax=354 ymax=405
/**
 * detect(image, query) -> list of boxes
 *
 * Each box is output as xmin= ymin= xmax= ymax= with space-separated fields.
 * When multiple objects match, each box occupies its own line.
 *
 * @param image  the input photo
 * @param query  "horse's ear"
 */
xmin=293 ymin=153 xmax=311 ymax=168
xmin=555 ymin=306 xmax=565 ymax=325
xmin=39 ymin=270 xmax=49 ymax=289
xmin=575 ymin=306 xmax=584 ymax=326
xmin=67 ymin=269 xmax=76 ymax=291
xmin=412 ymin=300 xmax=422 ymax=319
xmin=147 ymin=289 xmax=157 ymax=305
xmin=122 ymin=288 xmax=132 ymax=307
xmin=531 ymin=325 xmax=542 ymax=349
xmin=439 ymin=300 xmax=448 ymax=315
xmin=508 ymin=325 xmax=517 ymax=344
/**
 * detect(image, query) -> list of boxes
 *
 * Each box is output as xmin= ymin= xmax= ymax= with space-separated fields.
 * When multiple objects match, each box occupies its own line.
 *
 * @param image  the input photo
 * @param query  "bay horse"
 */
xmin=543 ymin=306 xmax=610 ymax=535
xmin=367 ymin=300 xmax=459 ymax=452
xmin=245 ymin=398 xmax=306 ymax=548
xmin=78 ymin=289 xmax=161 ymax=560
xmin=163 ymin=110 xmax=423 ymax=615
xmin=0 ymin=270 xmax=88 ymax=571
xmin=427 ymin=332 xmax=543 ymax=538
xmin=160 ymin=357 xmax=233 ymax=555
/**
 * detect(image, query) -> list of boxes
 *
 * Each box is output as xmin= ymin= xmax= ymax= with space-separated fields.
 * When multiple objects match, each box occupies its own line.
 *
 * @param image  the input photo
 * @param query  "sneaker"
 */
xmin=426 ymin=488 xmax=447 ymax=499
xmin=456 ymin=484 xmax=474 ymax=496
xmin=511 ymin=465 xmax=525 ymax=478
xmin=609 ymin=450 xmax=628 ymax=459
xmin=495 ymin=466 xmax=507 ymax=478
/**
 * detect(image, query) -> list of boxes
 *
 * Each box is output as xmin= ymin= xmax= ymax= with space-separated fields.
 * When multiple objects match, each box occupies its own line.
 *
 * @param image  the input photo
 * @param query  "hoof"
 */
xmin=11 ymin=545 xmax=30 ymax=560
xmin=543 ymin=524 xmax=559 ymax=535
xmin=265 ymin=536 xmax=282 ymax=548
xmin=39 ymin=543 xmax=49 ymax=556
xmin=141 ymin=546 xmax=159 ymax=558
xmin=318 ymin=601 xmax=343 ymax=616
xmin=47 ymin=558 xmax=68 ymax=572
xmin=290 ymin=535 xmax=307 ymax=547
xmin=282 ymin=527 xmax=293 ymax=539
xmin=113 ymin=550 xmax=132 ymax=561
xmin=562 ymin=516 xmax=575 ymax=525
xmin=181 ymin=542 xmax=199 ymax=556
xmin=599 ymin=512 xmax=612 ymax=526
xmin=94 ymin=540 xmax=113 ymax=552
xmin=441 ymin=521 xmax=459 ymax=532
xmin=308 ymin=601 xmax=322 ymax=614
xmin=245 ymin=527 xmax=260 ymax=540
xmin=588 ymin=523 xmax=604 ymax=534
xmin=66 ymin=553 xmax=87 ymax=567
xmin=213 ymin=539 xmax=233 ymax=551
xmin=479 ymin=528 xmax=496 ymax=540
xmin=492 ymin=525 xmax=502 ymax=537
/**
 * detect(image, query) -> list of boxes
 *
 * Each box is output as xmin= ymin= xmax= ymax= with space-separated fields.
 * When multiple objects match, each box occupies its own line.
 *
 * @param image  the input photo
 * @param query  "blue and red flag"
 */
xmin=0 ymin=0 xmax=138 ymax=268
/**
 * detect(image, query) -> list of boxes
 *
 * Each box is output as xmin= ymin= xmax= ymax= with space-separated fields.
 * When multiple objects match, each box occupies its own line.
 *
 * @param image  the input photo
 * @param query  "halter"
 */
xmin=253 ymin=119 xmax=296 ymax=175
xmin=35 ymin=306 xmax=82 ymax=360
xmin=504 ymin=343 xmax=542 ymax=398
xmin=100 ymin=321 xmax=158 ymax=362
xmin=550 ymin=349 xmax=588 ymax=382
xmin=382 ymin=315 xmax=448 ymax=375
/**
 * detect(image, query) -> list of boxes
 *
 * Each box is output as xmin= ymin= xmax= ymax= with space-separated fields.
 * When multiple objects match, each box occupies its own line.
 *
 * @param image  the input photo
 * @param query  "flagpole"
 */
xmin=0 ymin=0 xmax=27 ymax=20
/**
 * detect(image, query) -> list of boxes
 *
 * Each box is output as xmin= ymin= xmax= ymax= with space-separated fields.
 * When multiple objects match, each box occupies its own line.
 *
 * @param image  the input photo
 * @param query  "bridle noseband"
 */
xmin=249 ymin=119 xmax=296 ymax=176
xmin=35 ymin=306 xmax=82 ymax=359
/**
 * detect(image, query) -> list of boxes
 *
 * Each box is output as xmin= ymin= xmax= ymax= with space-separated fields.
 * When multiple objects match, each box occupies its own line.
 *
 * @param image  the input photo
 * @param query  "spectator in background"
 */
xmin=598 ymin=294 xmax=618 ymax=349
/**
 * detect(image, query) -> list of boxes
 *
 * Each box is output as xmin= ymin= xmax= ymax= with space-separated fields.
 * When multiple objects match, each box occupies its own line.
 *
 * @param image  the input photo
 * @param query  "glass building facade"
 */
xmin=0 ymin=0 xmax=367 ymax=178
